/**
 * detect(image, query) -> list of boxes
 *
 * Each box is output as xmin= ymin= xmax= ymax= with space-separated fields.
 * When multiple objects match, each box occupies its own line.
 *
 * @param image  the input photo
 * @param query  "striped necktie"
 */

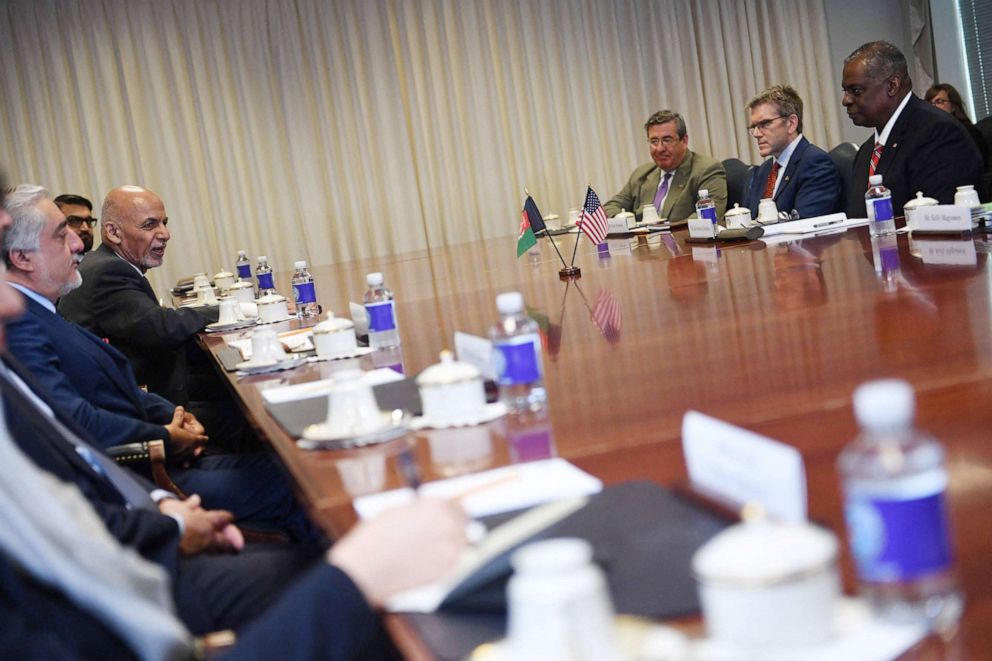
xmin=653 ymin=172 xmax=673 ymax=210
xmin=868 ymin=142 xmax=883 ymax=177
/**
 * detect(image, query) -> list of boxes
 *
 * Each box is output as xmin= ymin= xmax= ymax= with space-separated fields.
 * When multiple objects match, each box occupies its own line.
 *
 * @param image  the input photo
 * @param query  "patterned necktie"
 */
xmin=653 ymin=172 xmax=673 ymax=210
xmin=763 ymin=160 xmax=781 ymax=199
xmin=869 ymin=142 xmax=883 ymax=177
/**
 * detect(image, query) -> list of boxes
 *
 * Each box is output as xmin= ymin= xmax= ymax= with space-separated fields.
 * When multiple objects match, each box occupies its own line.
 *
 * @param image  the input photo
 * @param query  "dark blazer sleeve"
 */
xmin=6 ymin=312 xmax=172 ymax=450
xmin=789 ymin=146 xmax=842 ymax=218
xmin=85 ymin=259 xmax=209 ymax=349
xmin=223 ymin=564 xmax=381 ymax=661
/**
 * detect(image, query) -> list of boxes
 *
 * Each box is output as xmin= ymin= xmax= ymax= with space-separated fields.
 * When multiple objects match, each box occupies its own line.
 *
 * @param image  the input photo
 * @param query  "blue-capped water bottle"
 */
xmin=256 ymin=255 xmax=276 ymax=297
xmin=865 ymin=174 xmax=896 ymax=237
xmin=235 ymin=250 xmax=252 ymax=281
xmin=695 ymin=189 xmax=718 ymax=235
xmin=363 ymin=272 xmax=400 ymax=349
xmin=291 ymin=260 xmax=319 ymax=320
xmin=838 ymin=379 xmax=962 ymax=633
xmin=490 ymin=292 xmax=546 ymax=413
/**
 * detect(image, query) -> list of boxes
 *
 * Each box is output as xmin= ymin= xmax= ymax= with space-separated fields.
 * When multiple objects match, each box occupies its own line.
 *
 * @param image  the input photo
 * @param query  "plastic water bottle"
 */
xmin=837 ymin=379 xmax=962 ymax=633
xmin=865 ymin=174 xmax=896 ymax=237
xmin=363 ymin=272 xmax=400 ymax=349
xmin=291 ymin=260 xmax=319 ymax=320
xmin=695 ymin=189 xmax=718 ymax=235
xmin=255 ymin=256 xmax=276 ymax=297
xmin=490 ymin=292 xmax=546 ymax=413
xmin=235 ymin=250 xmax=252 ymax=281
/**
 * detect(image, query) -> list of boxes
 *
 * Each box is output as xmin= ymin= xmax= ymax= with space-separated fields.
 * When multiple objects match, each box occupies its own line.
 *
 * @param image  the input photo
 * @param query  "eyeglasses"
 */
xmin=65 ymin=215 xmax=97 ymax=229
xmin=647 ymin=136 xmax=680 ymax=148
xmin=930 ymin=98 xmax=950 ymax=107
xmin=747 ymin=115 xmax=788 ymax=135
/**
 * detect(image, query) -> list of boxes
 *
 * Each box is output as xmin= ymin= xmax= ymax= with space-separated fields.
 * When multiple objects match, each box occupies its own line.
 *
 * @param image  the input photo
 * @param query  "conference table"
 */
xmin=200 ymin=224 xmax=992 ymax=659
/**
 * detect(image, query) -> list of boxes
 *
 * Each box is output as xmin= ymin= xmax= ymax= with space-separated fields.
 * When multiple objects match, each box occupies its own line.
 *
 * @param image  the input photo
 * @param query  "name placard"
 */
xmin=607 ymin=215 xmax=629 ymax=234
xmin=454 ymin=331 xmax=496 ymax=380
xmin=687 ymin=217 xmax=717 ymax=239
xmin=912 ymin=205 xmax=971 ymax=232
xmin=682 ymin=410 xmax=807 ymax=522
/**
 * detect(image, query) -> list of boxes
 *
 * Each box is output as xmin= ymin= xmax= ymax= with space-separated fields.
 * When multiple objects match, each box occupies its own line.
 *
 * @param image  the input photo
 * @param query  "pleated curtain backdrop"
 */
xmin=0 ymin=0 xmax=844 ymax=294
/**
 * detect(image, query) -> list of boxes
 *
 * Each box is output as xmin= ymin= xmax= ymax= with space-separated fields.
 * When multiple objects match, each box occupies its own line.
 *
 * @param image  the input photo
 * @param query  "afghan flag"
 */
xmin=516 ymin=196 xmax=540 ymax=257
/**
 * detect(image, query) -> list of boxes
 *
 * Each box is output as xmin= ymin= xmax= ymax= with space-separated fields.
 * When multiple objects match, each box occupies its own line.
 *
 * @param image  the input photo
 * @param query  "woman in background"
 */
xmin=925 ymin=83 xmax=989 ymax=169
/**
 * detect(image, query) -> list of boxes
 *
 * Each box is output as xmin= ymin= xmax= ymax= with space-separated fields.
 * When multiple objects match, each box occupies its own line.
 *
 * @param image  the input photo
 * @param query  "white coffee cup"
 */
xmin=641 ymin=204 xmax=660 ymax=224
xmin=568 ymin=208 xmax=581 ymax=226
xmin=507 ymin=539 xmax=621 ymax=661
xmin=616 ymin=210 xmax=636 ymax=229
xmin=758 ymin=198 xmax=779 ymax=223
xmin=324 ymin=370 xmax=384 ymax=436
xmin=214 ymin=270 xmax=236 ymax=290
xmin=192 ymin=272 xmax=210 ymax=290
xmin=416 ymin=350 xmax=487 ymax=426
xmin=217 ymin=298 xmax=241 ymax=325
xmin=954 ymin=185 xmax=980 ymax=209
xmin=256 ymin=293 xmax=289 ymax=323
xmin=227 ymin=281 xmax=255 ymax=304
xmin=313 ymin=312 xmax=358 ymax=357
xmin=724 ymin=203 xmax=753 ymax=229
xmin=196 ymin=285 xmax=218 ymax=306
xmin=250 ymin=327 xmax=285 ymax=363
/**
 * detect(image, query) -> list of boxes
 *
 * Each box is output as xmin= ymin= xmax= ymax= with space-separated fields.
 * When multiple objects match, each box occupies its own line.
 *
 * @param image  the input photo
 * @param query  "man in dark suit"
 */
xmin=603 ymin=110 xmax=728 ymax=222
xmin=54 ymin=192 xmax=97 ymax=252
xmin=57 ymin=185 xmax=252 ymax=449
xmin=743 ymin=85 xmax=841 ymax=219
xmin=842 ymin=41 xmax=985 ymax=218
xmin=0 ymin=173 xmax=469 ymax=658
xmin=3 ymin=184 xmax=318 ymax=541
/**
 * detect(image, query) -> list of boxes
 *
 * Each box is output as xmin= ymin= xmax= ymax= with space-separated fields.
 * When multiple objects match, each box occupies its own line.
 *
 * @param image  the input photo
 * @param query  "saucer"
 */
xmin=205 ymin=319 xmax=256 ymax=333
xmin=409 ymin=402 xmax=508 ymax=430
xmin=235 ymin=356 xmax=305 ymax=375
xmin=298 ymin=411 xmax=411 ymax=449
xmin=255 ymin=315 xmax=296 ymax=325
xmin=307 ymin=346 xmax=375 ymax=362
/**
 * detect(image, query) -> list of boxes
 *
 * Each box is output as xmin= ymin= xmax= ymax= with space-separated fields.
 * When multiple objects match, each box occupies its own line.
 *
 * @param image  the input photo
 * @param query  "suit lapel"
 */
xmin=662 ymin=151 xmax=694 ymax=218
xmin=774 ymin=137 xmax=809 ymax=203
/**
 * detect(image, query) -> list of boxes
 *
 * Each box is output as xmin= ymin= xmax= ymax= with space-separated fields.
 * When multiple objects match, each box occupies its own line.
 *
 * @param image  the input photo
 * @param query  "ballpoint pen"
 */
xmin=812 ymin=219 xmax=844 ymax=229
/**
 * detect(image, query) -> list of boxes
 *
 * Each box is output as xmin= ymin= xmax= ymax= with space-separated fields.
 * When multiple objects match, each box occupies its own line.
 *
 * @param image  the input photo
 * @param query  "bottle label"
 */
xmin=698 ymin=205 xmax=718 ymax=225
xmin=493 ymin=333 xmax=542 ymax=385
xmin=844 ymin=473 xmax=954 ymax=581
xmin=293 ymin=281 xmax=316 ymax=304
xmin=257 ymin=272 xmax=274 ymax=290
xmin=365 ymin=301 xmax=396 ymax=332
xmin=237 ymin=264 xmax=252 ymax=279
xmin=871 ymin=197 xmax=894 ymax=223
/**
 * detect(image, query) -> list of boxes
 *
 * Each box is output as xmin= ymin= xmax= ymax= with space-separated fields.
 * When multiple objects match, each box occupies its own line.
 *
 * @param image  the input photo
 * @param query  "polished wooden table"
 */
xmin=201 ymin=227 xmax=992 ymax=658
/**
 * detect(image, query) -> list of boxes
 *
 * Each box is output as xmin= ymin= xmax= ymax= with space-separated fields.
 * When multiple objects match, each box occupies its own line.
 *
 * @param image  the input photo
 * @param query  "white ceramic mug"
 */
xmin=250 ymin=327 xmax=284 ymax=363
xmin=568 ymin=208 xmax=581 ymax=226
xmin=214 ymin=271 xmax=236 ymax=289
xmin=196 ymin=285 xmax=219 ymax=306
xmin=217 ymin=298 xmax=240 ymax=325
xmin=256 ymin=294 xmax=289 ymax=323
xmin=313 ymin=315 xmax=358 ymax=357
xmin=641 ymin=204 xmax=660 ymax=224
xmin=955 ymin=185 xmax=980 ymax=208
xmin=724 ymin=203 xmax=753 ymax=229
xmin=192 ymin=272 xmax=210 ymax=290
xmin=758 ymin=198 xmax=779 ymax=223
xmin=325 ymin=370 xmax=383 ymax=435
xmin=227 ymin=281 xmax=255 ymax=304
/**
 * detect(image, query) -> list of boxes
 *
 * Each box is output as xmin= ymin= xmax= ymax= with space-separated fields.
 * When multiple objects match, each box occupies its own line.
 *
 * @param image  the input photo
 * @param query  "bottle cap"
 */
xmin=698 ymin=189 xmax=709 ymax=197
xmin=258 ymin=255 xmax=268 ymax=262
xmin=238 ymin=250 xmax=247 ymax=258
xmin=294 ymin=260 xmax=307 ymax=269
xmin=496 ymin=291 xmax=524 ymax=315
xmin=853 ymin=379 xmax=914 ymax=430
xmin=868 ymin=174 xmax=883 ymax=186
xmin=367 ymin=272 xmax=383 ymax=286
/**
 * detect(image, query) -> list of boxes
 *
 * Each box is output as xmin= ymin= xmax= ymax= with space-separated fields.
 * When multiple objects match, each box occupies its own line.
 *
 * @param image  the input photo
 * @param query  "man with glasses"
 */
xmin=604 ymin=110 xmax=727 ymax=223
xmin=742 ymin=85 xmax=841 ymax=220
xmin=54 ymin=193 xmax=96 ymax=252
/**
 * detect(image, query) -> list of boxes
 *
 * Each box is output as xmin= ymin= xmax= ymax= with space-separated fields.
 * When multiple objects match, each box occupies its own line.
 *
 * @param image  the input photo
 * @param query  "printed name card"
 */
xmin=914 ymin=238 xmax=978 ymax=265
xmin=912 ymin=205 xmax=971 ymax=232
xmin=607 ymin=215 xmax=629 ymax=234
xmin=682 ymin=410 xmax=808 ymax=522
xmin=454 ymin=331 xmax=495 ymax=380
xmin=687 ymin=217 xmax=717 ymax=239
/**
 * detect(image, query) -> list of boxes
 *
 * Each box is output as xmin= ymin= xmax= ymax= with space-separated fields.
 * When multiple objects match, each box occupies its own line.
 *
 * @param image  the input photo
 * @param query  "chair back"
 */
xmin=722 ymin=158 xmax=754 ymax=210
xmin=828 ymin=142 xmax=858 ymax=205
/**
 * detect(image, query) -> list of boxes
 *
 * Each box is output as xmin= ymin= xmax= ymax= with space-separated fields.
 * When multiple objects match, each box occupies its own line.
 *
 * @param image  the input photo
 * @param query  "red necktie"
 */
xmin=762 ymin=161 xmax=780 ymax=199
xmin=869 ymin=142 xmax=883 ymax=177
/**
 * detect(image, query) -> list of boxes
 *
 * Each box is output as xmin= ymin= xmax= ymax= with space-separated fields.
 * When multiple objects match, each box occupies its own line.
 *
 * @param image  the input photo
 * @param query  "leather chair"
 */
xmin=722 ymin=158 xmax=754 ymax=210
xmin=828 ymin=142 xmax=858 ymax=206
xmin=108 ymin=439 xmax=187 ymax=497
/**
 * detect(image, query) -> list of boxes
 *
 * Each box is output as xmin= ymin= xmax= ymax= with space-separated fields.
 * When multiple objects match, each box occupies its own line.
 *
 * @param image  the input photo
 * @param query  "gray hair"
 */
xmin=845 ymin=41 xmax=911 ymax=88
xmin=2 ymin=184 xmax=50 ymax=269
xmin=644 ymin=110 xmax=687 ymax=138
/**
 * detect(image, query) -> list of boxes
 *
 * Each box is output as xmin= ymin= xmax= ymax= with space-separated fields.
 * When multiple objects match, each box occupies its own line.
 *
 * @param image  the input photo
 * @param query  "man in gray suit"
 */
xmin=603 ymin=110 xmax=727 ymax=222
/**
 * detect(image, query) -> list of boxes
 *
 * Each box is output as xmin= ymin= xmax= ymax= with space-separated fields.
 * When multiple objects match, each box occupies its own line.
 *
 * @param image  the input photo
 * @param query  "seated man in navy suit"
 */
xmin=743 ymin=85 xmax=842 ymax=220
xmin=3 ymin=184 xmax=318 ymax=542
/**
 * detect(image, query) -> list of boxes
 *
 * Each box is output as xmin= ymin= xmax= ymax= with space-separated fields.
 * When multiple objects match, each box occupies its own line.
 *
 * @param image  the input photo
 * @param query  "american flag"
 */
xmin=578 ymin=186 xmax=608 ymax=245
xmin=592 ymin=288 xmax=622 ymax=344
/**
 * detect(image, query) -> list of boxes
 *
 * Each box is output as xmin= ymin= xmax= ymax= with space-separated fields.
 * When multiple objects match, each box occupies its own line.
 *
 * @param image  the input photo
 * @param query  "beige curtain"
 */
xmin=0 ymin=0 xmax=843 ymax=294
